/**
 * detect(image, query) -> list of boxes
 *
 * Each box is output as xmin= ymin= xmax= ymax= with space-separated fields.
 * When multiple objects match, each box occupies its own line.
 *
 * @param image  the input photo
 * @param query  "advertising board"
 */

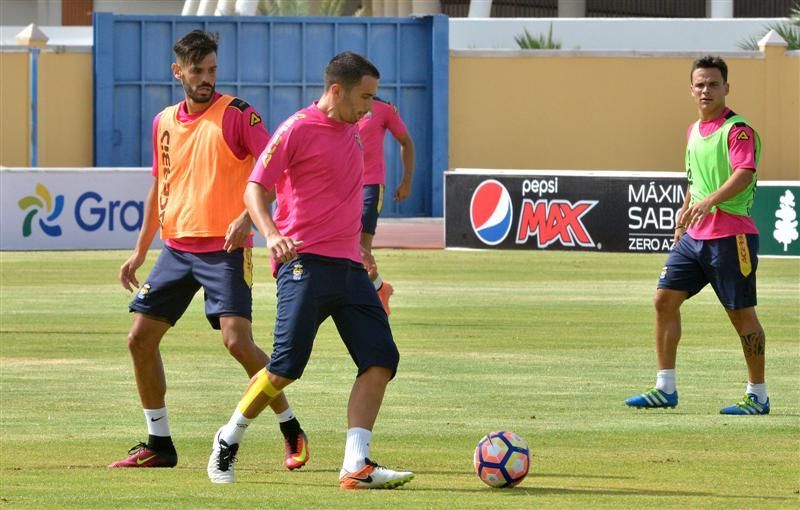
xmin=445 ymin=169 xmax=798 ymax=257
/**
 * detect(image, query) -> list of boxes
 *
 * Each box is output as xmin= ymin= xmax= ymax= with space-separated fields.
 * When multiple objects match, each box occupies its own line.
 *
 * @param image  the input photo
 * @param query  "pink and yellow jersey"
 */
xmin=685 ymin=107 xmax=759 ymax=240
xmin=249 ymin=103 xmax=365 ymax=274
xmin=357 ymin=98 xmax=408 ymax=185
xmin=151 ymin=92 xmax=269 ymax=252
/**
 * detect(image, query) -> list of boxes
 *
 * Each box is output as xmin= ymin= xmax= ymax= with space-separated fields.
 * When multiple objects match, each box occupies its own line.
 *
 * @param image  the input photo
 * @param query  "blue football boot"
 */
xmin=625 ymin=388 xmax=678 ymax=409
xmin=720 ymin=394 xmax=770 ymax=415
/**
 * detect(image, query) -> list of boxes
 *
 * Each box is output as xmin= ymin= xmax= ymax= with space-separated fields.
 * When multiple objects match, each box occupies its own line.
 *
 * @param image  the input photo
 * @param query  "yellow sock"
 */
xmin=238 ymin=368 xmax=282 ymax=416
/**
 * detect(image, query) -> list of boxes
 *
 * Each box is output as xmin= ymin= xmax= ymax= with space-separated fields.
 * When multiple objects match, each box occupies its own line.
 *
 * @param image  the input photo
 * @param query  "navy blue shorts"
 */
xmin=268 ymin=253 xmax=399 ymax=380
xmin=657 ymin=233 xmax=758 ymax=310
xmin=129 ymin=246 xmax=253 ymax=329
xmin=361 ymin=184 xmax=384 ymax=235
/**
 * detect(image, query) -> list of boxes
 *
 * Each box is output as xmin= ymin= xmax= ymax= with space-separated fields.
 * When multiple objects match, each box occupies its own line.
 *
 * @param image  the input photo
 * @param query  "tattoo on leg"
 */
xmin=740 ymin=331 xmax=765 ymax=357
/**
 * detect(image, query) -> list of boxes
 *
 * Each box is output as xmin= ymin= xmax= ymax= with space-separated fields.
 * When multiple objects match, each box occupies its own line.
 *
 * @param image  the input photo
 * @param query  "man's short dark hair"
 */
xmin=690 ymin=55 xmax=728 ymax=83
xmin=174 ymin=30 xmax=218 ymax=66
xmin=324 ymin=51 xmax=380 ymax=91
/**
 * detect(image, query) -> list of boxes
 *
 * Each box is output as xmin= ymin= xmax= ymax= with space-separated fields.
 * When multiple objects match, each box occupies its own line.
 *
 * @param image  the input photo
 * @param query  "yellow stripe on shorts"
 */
xmin=377 ymin=185 xmax=385 ymax=214
xmin=736 ymin=234 xmax=752 ymax=277
xmin=243 ymin=247 xmax=253 ymax=288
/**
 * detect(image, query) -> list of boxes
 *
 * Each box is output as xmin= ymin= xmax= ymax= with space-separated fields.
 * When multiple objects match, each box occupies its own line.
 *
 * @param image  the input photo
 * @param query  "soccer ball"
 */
xmin=473 ymin=431 xmax=530 ymax=488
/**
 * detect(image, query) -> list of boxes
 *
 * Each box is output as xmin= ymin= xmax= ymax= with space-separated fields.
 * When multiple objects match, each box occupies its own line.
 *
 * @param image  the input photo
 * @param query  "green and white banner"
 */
xmin=751 ymin=182 xmax=799 ymax=257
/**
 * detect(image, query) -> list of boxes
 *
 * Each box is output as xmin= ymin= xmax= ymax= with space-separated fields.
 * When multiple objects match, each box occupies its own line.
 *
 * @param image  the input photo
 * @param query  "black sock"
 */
xmin=148 ymin=434 xmax=175 ymax=453
xmin=279 ymin=418 xmax=302 ymax=445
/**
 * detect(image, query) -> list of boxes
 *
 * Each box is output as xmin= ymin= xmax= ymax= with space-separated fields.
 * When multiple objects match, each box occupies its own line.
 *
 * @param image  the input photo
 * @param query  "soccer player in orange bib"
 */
xmin=110 ymin=30 xmax=309 ymax=469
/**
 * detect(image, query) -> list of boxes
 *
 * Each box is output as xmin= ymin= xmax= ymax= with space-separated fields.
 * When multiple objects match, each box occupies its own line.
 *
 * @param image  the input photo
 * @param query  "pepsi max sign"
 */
xmin=470 ymin=180 xmax=513 ymax=245
xmin=446 ymin=169 xmax=688 ymax=253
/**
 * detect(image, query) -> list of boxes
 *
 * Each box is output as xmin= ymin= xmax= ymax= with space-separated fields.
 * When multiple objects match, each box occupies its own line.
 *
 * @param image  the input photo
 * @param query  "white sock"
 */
xmin=276 ymin=407 xmax=295 ymax=423
xmin=220 ymin=409 xmax=251 ymax=445
xmin=144 ymin=407 xmax=170 ymax=437
xmin=341 ymin=427 xmax=371 ymax=475
xmin=373 ymin=274 xmax=383 ymax=290
xmin=655 ymin=369 xmax=676 ymax=394
xmin=746 ymin=382 xmax=768 ymax=404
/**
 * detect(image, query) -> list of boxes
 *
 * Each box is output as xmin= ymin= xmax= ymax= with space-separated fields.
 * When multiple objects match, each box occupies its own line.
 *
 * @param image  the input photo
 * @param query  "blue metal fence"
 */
xmin=93 ymin=13 xmax=448 ymax=216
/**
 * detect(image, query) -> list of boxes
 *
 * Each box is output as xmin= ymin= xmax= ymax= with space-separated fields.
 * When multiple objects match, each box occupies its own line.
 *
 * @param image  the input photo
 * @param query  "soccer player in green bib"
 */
xmin=626 ymin=56 xmax=769 ymax=415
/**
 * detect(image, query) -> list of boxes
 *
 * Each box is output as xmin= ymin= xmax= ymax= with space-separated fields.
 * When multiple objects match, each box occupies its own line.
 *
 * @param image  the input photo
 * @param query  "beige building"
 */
xmin=450 ymin=40 xmax=799 ymax=180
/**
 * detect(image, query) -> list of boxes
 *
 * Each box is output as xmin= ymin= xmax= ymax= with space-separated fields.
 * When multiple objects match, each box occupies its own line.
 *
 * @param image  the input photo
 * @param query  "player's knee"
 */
xmin=126 ymin=329 xmax=159 ymax=356
xmin=653 ymin=292 xmax=680 ymax=315
xmin=267 ymin=371 xmax=293 ymax=392
xmin=222 ymin=331 xmax=250 ymax=353
xmin=361 ymin=365 xmax=394 ymax=385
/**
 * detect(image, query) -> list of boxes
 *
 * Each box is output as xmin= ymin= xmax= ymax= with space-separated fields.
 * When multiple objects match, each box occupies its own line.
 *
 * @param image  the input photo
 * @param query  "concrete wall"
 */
xmin=449 ymin=47 xmax=799 ymax=180
xmin=0 ymin=50 xmax=92 ymax=167
xmin=451 ymin=18 xmax=788 ymax=51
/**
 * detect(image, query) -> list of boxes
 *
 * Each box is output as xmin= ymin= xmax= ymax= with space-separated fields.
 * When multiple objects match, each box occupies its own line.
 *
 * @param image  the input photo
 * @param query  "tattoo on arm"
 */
xmin=740 ymin=331 xmax=765 ymax=357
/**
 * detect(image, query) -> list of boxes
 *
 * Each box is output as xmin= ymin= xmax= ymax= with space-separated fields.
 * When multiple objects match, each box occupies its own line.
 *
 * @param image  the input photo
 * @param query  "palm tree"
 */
xmin=737 ymin=2 xmax=799 ymax=50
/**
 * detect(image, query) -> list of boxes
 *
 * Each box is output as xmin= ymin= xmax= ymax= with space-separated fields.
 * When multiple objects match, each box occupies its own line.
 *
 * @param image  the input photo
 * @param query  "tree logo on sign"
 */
xmin=773 ymin=190 xmax=798 ymax=252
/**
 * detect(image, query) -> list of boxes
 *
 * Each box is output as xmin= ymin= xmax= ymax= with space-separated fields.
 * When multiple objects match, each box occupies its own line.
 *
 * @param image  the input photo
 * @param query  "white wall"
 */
xmin=0 ymin=0 xmax=184 ymax=26
xmin=451 ymin=18 xmax=788 ymax=51
xmin=0 ymin=26 xmax=92 ymax=47
xmin=1 ymin=11 xmax=788 ymax=52
xmin=0 ymin=0 xmax=60 ymax=26
xmin=93 ymin=0 xmax=184 ymax=15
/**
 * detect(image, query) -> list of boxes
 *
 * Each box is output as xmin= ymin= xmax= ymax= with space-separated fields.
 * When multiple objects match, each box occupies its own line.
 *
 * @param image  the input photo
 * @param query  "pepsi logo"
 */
xmin=470 ymin=180 xmax=513 ymax=245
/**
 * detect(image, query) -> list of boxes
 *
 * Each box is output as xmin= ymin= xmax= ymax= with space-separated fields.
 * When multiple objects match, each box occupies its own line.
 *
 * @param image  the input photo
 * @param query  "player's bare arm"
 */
xmin=244 ymin=181 xmax=302 ymax=263
xmin=674 ymin=188 xmax=692 ymax=243
xmin=394 ymin=132 xmax=415 ymax=202
xmin=684 ymin=168 xmax=755 ymax=227
xmin=360 ymin=238 xmax=377 ymax=275
xmin=119 ymin=177 xmax=160 ymax=292
xmin=223 ymin=210 xmax=253 ymax=253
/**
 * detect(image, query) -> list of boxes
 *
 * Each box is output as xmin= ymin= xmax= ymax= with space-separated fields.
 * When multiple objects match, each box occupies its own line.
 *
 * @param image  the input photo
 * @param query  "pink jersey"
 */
xmin=249 ymin=103 xmax=365 ymax=272
xmin=685 ymin=108 xmax=759 ymax=240
xmin=357 ymin=98 xmax=408 ymax=185
xmin=150 ymin=93 xmax=270 ymax=252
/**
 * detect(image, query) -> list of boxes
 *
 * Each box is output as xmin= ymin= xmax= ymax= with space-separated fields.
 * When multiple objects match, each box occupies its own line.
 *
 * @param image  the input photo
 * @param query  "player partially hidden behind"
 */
xmin=110 ymin=30 xmax=309 ymax=469
xmin=206 ymin=51 xmax=413 ymax=489
xmin=626 ymin=56 xmax=769 ymax=415
xmin=357 ymin=94 xmax=415 ymax=315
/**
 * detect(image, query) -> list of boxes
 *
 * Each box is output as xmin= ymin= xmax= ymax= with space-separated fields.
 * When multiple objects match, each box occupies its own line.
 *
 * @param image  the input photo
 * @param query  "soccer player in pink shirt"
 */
xmin=110 ymin=30 xmax=308 ymax=470
xmin=357 ymin=96 xmax=415 ymax=315
xmin=626 ymin=56 xmax=768 ymax=415
xmin=207 ymin=52 xmax=413 ymax=490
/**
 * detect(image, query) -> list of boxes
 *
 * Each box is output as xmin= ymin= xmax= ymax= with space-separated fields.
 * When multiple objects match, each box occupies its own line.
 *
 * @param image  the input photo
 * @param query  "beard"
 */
xmin=183 ymin=80 xmax=215 ymax=103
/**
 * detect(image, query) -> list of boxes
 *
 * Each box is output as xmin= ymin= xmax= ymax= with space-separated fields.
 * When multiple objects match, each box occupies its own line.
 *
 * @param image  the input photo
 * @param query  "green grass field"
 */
xmin=1 ymin=249 xmax=798 ymax=509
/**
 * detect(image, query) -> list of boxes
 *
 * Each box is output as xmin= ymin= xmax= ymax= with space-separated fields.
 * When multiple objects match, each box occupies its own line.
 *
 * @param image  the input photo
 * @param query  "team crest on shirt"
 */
xmin=250 ymin=112 xmax=262 ymax=127
xmin=292 ymin=263 xmax=304 ymax=281
xmin=736 ymin=130 xmax=750 ymax=141
xmin=137 ymin=283 xmax=151 ymax=299
xmin=355 ymin=133 xmax=364 ymax=150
